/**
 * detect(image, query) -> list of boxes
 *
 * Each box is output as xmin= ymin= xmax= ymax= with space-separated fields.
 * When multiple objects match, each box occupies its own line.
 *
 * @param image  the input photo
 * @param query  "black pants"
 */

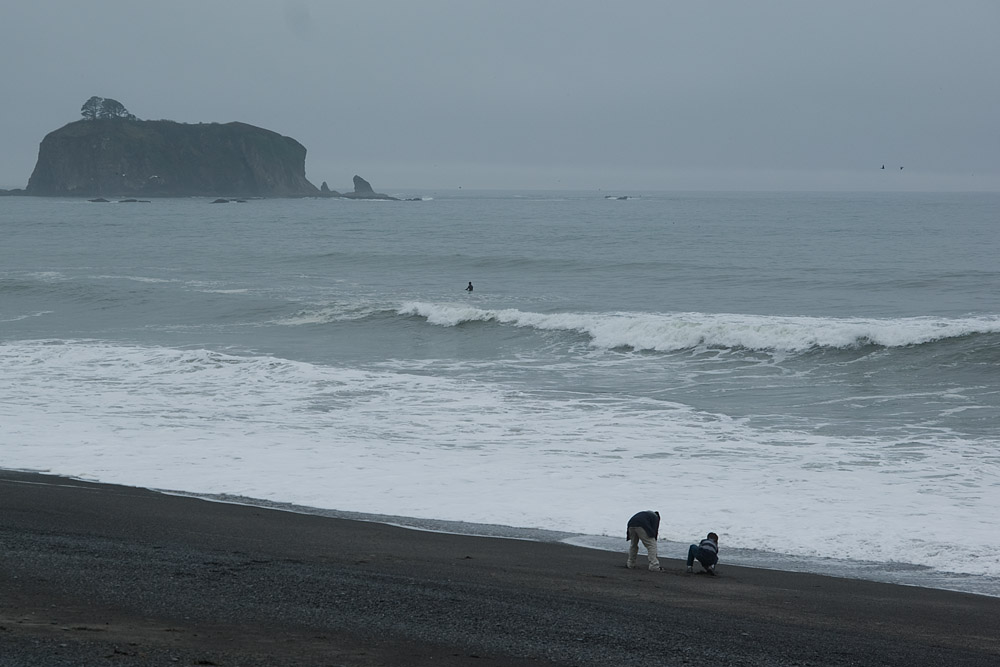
xmin=687 ymin=544 xmax=718 ymax=568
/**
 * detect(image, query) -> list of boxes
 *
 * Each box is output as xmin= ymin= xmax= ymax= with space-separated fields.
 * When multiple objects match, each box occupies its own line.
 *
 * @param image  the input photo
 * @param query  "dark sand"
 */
xmin=2 ymin=470 xmax=998 ymax=666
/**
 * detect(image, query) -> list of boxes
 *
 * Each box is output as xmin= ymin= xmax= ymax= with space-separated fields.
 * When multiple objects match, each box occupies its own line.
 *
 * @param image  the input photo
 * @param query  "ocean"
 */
xmin=2 ymin=191 xmax=999 ymax=596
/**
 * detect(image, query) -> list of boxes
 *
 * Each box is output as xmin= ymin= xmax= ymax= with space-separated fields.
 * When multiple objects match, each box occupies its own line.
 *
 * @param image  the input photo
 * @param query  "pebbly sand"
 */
xmin=1 ymin=469 xmax=998 ymax=666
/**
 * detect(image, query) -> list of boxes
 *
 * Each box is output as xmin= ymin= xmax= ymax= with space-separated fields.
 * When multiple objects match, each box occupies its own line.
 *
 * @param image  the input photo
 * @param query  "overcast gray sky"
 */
xmin=2 ymin=1 xmax=998 ymax=191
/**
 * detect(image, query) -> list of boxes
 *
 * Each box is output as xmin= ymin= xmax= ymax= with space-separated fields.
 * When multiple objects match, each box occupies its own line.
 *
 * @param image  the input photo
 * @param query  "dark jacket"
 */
xmin=696 ymin=537 xmax=719 ymax=566
xmin=626 ymin=510 xmax=660 ymax=539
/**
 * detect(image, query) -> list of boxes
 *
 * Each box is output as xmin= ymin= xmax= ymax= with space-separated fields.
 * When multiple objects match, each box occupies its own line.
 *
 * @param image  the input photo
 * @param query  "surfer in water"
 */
xmin=466 ymin=282 xmax=473 ymax=292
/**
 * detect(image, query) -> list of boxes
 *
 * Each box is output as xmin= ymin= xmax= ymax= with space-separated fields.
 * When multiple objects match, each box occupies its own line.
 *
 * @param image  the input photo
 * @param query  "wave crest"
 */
xmin=397 ymin=302 xmax=1000 ymax=352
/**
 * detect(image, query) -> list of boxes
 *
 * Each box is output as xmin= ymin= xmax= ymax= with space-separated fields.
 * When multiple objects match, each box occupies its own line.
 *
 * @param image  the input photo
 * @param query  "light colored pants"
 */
xmin=626 ymin=526 xmax=659 ymax=570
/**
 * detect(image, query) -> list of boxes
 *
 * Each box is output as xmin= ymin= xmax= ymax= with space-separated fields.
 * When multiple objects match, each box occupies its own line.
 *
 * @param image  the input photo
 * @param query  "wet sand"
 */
xmin=2 ymin=469 xmax=998 ymax=666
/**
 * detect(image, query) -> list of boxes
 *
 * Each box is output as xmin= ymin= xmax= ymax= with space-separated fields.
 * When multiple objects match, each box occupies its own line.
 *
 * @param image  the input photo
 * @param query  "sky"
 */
xmin=2 ymin=1 xmax=999 ymax=192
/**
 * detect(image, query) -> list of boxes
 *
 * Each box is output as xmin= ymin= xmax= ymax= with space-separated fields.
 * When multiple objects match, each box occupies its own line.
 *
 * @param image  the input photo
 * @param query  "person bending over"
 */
xmin=626 ymin=510 xmax=661 ymax=571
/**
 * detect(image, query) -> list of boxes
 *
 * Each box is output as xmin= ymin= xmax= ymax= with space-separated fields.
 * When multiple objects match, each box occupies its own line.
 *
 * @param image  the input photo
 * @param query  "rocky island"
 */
xmin=339 ymin=174 xmax=398 ymax=200
xmin=27 ymin=118 xmax=319 ymax=198
xmin=22 ymin=97 xmax=399 ymax=200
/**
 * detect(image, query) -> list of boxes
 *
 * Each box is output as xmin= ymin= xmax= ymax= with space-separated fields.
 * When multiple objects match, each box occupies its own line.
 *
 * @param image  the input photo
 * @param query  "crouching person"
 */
xmin=686 ymin=532 xmax=719 ymax=575
xmin=626 ymin=510 xmax=661 ymax=571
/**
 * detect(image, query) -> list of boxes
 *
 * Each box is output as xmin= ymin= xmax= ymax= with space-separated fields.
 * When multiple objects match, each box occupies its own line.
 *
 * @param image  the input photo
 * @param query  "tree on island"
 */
xmin=80 ymin=96 xmax=101 ymax=120
xmin=80 ymin=96 xmax=137 ymax=121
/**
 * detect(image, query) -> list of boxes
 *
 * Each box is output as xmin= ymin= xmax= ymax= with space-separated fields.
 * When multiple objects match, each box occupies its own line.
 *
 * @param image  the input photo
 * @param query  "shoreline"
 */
xmin=9 ymin=468 xmax=1000 ymax=599
xmin=135 ymin=485 xmax=1000 ymax=600
xmin=3 ymin=469 xmax=999 ymax=666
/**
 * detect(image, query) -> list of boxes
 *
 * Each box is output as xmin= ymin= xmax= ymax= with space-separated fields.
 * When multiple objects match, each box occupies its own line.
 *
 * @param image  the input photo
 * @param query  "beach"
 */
xmin=2 ymin=470 xmax=997 ymax=666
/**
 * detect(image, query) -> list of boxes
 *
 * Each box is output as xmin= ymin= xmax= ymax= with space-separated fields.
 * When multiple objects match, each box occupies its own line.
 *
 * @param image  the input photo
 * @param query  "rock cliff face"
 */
xmin=26 ymin=119 xmax=319 ymax=197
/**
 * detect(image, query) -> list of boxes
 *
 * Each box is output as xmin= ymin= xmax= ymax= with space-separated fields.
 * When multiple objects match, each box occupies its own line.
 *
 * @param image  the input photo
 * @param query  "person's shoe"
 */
xmin=649 ymin=565 xmax=662 ymax=572
xmin=626 ymin=562 xmax=635 ymax=569
xmin=706 ymin=565 xmax=716 ymax=576
xmin=685 ymin=566 xmax=693 ymax=573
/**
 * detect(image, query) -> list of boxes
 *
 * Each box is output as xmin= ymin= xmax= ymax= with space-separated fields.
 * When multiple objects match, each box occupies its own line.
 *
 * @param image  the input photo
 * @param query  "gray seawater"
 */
xmin=2 ymin=191 xmax=999 ymax=596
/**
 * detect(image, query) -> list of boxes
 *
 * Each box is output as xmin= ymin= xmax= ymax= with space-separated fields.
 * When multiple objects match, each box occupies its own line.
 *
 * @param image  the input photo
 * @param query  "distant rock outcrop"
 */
xmin=353 ymin=175 xmax=374 ymax=194
xmin=26 ymin=119 xmax=320 ymax=197
xmin=340 ymin=174 xmax=398 ymax=200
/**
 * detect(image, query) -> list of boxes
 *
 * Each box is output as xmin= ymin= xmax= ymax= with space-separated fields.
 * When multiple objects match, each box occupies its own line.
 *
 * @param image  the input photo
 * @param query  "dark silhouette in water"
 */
xmin=466 ymin=282 xmax=473 ymax=292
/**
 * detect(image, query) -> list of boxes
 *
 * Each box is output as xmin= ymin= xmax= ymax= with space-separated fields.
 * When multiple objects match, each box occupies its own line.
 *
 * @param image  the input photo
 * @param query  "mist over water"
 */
xmin=2 ymin=192 xmax=999 ymax=595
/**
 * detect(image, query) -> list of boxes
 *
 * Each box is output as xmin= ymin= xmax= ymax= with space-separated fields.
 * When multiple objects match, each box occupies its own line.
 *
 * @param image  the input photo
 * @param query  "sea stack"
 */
xmin=26 ymin=119 xmax=320 ymax=198
xmin=341 ymin=174 xmax=398 ymax=200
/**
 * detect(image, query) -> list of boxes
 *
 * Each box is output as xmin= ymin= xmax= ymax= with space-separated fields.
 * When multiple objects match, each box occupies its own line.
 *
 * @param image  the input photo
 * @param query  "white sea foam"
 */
xmin=271 ymin=304 xmax=383 ymax=325
xmin=93 ymin=275 xmax=175 ymax=284
xmin=0 ymin=311 xmax=52 ymax=323
xmin=2 ymin=339 xmax=998 ymax=580
xmin=27 ymin=271 xmax=66 ymax=281
xmin=398 ymin=303 xmax=1000 ymax=352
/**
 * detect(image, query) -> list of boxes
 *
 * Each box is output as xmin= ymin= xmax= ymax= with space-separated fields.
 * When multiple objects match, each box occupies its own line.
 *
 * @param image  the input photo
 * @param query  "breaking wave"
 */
xmin=397 ymin=302 xmax=1000 ymax=353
